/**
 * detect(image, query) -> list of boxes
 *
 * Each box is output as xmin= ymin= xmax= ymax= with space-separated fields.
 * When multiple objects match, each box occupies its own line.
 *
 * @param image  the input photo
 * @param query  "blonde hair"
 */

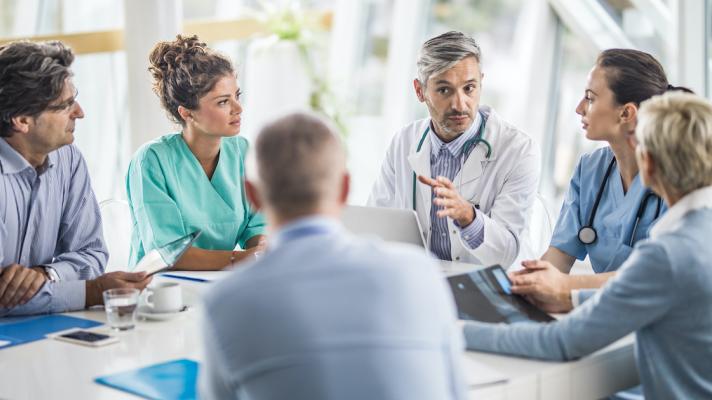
xmin=636 ymin=92 xmax=712 ymax=195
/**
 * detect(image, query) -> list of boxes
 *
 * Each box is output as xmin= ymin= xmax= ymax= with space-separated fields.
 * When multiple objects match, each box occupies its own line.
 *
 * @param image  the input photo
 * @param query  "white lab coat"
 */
xmin=368 ymin=106 xmax=540 ymax=267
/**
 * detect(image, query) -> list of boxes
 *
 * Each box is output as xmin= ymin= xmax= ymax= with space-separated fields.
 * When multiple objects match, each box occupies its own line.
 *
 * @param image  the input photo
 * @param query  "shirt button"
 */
xmin=455 ymin=257 xmax=460 ymax=261
xmin=452 ymin=230 xmax=457 ymax=234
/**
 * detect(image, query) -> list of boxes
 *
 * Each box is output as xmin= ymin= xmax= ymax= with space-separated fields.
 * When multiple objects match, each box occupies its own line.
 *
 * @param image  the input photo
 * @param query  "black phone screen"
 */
xmin=60 ymin=331 xmax=111 ymax=342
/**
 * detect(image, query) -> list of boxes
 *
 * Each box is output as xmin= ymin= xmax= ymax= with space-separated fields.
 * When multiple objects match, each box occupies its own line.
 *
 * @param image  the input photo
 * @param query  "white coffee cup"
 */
xmin=142 ymin=282 xmax=183 ymax=313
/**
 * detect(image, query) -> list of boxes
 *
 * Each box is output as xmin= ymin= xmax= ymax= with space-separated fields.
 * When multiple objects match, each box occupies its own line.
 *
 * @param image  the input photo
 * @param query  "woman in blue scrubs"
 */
xmin=510 ymin=49 xmax=692 ymax=310
xmin=126 ymin=35 xmax=266 ymax=270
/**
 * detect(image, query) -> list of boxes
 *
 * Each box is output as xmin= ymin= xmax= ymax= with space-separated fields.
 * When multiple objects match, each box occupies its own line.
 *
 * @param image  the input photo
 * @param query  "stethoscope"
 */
xmin=411 ymin=110 xmax=492 ymax=211
xmin=578 ymin=157 xmax=662 ymax=246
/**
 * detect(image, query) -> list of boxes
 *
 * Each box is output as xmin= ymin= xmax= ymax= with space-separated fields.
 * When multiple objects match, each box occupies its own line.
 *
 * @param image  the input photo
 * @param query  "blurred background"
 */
xmin=0 ymin=0 xmax=709 ymax=214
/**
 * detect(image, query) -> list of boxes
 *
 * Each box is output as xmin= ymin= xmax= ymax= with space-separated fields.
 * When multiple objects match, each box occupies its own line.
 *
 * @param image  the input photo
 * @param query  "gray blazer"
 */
xmin=464 ymin=205 xmax=712 ymax=400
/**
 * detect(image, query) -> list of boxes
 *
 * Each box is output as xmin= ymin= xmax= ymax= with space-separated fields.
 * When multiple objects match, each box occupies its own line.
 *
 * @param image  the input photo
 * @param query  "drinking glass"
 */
xmin=103 ymin=288 xmax=140 ymax=331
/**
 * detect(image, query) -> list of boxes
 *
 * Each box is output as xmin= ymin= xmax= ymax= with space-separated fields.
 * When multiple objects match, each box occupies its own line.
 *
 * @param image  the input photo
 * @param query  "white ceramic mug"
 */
xmin=142 ymin=282 xmax=183 ymax=313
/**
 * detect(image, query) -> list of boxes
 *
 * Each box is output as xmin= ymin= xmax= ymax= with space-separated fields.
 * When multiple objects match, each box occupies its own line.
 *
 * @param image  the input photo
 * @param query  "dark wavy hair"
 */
xmin=0 ymin=41 xmax=75 ymax=137
xmin=597 ymin=48 xmax=693 ymax=107
xmin=149 ymin=34 xmax=234 ymax=125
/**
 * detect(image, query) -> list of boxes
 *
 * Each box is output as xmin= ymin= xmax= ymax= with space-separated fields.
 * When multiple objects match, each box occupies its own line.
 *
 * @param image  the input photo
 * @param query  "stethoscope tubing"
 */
xmin=411 ymin=111 xmax=491 ymax=211
xmin=578 ymin=156 xmax=662 ymax=246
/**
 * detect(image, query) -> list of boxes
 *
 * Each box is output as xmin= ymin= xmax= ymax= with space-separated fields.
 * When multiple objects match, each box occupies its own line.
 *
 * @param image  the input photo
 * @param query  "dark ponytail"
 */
xmin=666 ymin=83 xmax=694 ymax=94
xmin=597 ymin=49 xmax=694 ymax=106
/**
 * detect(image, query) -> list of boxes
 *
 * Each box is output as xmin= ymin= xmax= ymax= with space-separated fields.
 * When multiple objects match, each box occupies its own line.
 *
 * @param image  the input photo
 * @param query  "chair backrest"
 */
xmin=512 ymin=193 xmax=554 ymax=269
xmin=99 ymin=199 xmax=133 ymax=272
xmin=529 ymin=193 xmax=554 ymax=256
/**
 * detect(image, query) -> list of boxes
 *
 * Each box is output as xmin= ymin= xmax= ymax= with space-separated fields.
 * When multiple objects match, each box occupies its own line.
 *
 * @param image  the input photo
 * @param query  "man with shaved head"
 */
xmin=200 ymin=112 xmax=466 ymax=400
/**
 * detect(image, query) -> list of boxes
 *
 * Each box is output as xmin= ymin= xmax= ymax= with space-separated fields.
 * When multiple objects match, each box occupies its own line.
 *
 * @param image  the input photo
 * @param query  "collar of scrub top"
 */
xmin=0 ymin=138 xmax=56 ymax=175
xmin=578 ymin=156 xmax=662 ymax=247
xmin=411 ymin=110 xmax=491 ymax=211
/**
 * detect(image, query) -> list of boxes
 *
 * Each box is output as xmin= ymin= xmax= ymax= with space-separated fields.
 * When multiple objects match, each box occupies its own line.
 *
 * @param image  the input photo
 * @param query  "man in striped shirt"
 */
xmin=0 ymin=40 xmax=151 ymax=316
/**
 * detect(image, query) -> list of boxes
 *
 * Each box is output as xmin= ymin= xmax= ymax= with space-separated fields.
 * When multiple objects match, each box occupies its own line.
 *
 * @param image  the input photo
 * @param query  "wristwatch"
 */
xmin=42 ymin=266 xmax=61 ymax=282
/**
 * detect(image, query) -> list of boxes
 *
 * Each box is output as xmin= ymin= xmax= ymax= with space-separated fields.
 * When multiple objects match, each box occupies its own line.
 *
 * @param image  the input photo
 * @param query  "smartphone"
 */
xmin=49 ymin=329 xmax=119 ymax=347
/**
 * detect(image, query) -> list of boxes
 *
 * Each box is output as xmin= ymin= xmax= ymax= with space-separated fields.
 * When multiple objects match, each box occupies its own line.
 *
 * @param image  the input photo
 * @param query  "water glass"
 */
xmin=103 ymin=288 xmax=139 ymax=331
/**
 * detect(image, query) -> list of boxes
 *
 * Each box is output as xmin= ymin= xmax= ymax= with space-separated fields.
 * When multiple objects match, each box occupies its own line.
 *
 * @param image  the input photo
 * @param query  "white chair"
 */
xmin=511 ymin=193 xmax=555 ymax=269
xmin=528 ymin=193 xmax=554 ymax=257
xmin=99 ymin=199 xmax=133 ymax=272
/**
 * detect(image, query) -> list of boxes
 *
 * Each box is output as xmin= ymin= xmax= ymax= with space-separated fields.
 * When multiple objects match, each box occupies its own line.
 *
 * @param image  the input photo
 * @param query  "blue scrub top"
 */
xmin=126 ymin=133 xmax=266 ymax=267
xmin=550 ymin=147 xmax=666 ymax=273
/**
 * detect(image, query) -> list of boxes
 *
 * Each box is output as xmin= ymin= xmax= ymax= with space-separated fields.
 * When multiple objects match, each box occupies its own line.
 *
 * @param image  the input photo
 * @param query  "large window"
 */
xmin=1 ymin=0 xmax=708 ymax=206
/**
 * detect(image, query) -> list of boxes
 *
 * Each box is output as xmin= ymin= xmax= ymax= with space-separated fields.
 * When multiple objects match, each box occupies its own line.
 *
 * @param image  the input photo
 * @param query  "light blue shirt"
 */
xmin=551 ymin=147 xmax=666 ymax=273
xmin=0 ymin=140 xmax=107 ymax=316
xmin=200 ymin=216 xmax=466 ymax=400
xmin=463 ymin=187 xmax=712 ymax=400
xmin=428 ymin=113 xmax=485 ymax=260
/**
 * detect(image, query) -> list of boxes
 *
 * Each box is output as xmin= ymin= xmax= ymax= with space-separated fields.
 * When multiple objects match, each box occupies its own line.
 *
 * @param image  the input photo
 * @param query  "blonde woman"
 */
xmin=463 ymin=92 xmax=712 ymax=399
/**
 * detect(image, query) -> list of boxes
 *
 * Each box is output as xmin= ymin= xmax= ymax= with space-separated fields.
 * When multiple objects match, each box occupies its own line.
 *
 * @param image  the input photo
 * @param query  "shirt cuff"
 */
xmin=49 ymin=280 xmax=87 ymax=313
xmin=44 ymin=261 xmax=78 ymax=281
xmin=455 ymin=209 xmax=485 ymax=250
xmin=571 ymin=289 xmax=581 ymax=308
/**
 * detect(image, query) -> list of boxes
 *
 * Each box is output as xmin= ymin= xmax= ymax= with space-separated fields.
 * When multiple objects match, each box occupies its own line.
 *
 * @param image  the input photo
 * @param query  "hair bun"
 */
xmin=148 ymin=35 xmax=207 ymax=82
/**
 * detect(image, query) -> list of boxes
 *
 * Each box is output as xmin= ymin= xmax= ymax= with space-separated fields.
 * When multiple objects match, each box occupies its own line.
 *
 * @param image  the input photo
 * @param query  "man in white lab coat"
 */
xmin=368 ymin=31 xmax=540 ymax=267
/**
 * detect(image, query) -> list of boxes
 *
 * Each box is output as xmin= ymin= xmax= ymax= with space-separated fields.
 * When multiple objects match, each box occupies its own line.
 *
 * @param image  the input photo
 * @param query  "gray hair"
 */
xmin=416 ymin=31 xmax=482 ymax=86
xmin=250 ymin=112 xmax=345 ymax=219
xmin=636 ymin=92 xmax=712 ymax=195
xmin=0 ymin=41 xmax=75 ymax=137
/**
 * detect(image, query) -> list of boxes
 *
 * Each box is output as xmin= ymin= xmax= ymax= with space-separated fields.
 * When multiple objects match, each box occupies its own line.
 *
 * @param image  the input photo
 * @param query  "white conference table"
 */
xmin=0 ymin=263 xmax=638 ymax=400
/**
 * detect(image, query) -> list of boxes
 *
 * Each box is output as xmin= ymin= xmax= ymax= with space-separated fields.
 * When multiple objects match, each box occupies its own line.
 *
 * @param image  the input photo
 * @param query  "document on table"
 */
xmin=462 ymin=355 xmax=508 ymax=387
xmin=95 ymin=358 xmax=198 ymax=399
xmin=159 ymin=270 xmax=232 ymax=283
xmin=0 ymin=315 xmax=102 ymax=349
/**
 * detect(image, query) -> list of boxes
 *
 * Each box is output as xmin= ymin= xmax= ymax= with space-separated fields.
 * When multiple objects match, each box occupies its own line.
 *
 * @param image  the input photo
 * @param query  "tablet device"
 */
xmin=133 ymin=230 xmax=202 ymax=276
xmin=447 ymin=265 xmax=554 ymax=323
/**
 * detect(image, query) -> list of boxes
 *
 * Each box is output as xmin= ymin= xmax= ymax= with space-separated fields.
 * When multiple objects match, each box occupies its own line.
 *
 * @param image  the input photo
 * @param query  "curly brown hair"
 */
xmin=0 ymin=41 xmax=75 ymax=137
xmin=148 ymin=34 xmax=234 ymax=125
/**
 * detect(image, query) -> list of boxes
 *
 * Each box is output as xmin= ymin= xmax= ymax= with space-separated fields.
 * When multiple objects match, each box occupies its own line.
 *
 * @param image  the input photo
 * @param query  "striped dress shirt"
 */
xmin=0 ymin=139 xmax=107 ymax=316
xmin=429 ymin=114 xmax=485 ymax=260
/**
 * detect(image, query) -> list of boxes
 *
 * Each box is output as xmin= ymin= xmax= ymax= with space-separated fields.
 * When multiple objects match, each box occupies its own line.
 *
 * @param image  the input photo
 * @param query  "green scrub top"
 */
xmin=126 ymin=133 xmax=266 ymax=267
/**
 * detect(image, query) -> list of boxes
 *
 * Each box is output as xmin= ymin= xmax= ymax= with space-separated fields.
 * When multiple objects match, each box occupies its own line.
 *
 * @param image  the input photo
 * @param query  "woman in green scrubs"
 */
xmin=126 ymin=35 xmax=265 ymax=270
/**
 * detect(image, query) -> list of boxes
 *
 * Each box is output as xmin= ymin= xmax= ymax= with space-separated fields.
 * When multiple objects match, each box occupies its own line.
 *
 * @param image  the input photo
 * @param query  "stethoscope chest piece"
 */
xmin=578 ymin=226 xmax=597 ymax=245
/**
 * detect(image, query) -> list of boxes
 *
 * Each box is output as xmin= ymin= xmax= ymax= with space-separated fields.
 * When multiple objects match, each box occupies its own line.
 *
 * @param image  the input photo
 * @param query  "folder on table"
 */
xmin=0 ymin=314 xmax=102 ymax=349
xmin=95 ymin=358 xmax=199 ymax=400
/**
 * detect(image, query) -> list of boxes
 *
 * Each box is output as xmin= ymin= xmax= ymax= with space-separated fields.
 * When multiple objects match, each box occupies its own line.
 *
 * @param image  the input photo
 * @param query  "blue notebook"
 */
xmin=0 ymin=314 xmax=102 ymax=349
xmin=95 ymin=358 xmax=199 ymax=400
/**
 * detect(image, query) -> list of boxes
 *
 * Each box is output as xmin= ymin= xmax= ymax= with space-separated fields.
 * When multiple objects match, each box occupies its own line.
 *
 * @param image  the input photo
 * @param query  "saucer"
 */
xmin=137 ymin=305 xmax=190 ymax=321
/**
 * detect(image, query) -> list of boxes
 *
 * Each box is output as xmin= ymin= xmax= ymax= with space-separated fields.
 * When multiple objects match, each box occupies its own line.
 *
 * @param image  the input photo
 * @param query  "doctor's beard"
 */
xmin=436 ymin=110 xmax=473 ymax=140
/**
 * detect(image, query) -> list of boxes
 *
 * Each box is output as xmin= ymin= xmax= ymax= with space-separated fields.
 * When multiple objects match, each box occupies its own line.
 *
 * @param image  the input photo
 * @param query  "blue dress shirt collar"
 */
xmin=0 ymin=138 xmax=57 ymax=175
xmin=270 ymin=215 xmax=343 ymax=249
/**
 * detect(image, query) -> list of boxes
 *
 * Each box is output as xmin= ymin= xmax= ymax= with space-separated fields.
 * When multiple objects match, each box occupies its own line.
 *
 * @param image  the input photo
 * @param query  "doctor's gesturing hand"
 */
xmin=418 ymin=175 xmax=476 ymax=227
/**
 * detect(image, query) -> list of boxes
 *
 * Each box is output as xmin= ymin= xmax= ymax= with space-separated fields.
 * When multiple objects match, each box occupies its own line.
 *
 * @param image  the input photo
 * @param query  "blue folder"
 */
xmin=0 ymin=314 xmax=102 ymax=349
xmin=95 ymin=358 xmax=199 ymax=400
